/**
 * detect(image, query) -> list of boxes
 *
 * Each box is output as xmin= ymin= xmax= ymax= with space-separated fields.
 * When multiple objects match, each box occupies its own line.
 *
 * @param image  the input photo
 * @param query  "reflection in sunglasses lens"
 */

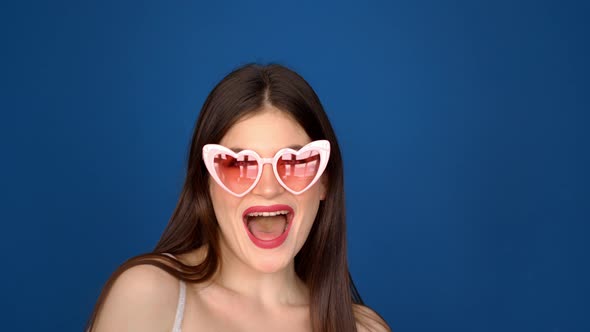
xmin=277 ymin=151 xmax=320 ymax=192
xmin=212 ymin=150 xmax=321 ymax=195
xmin=214 ymin=153 xmax=258 ymax=195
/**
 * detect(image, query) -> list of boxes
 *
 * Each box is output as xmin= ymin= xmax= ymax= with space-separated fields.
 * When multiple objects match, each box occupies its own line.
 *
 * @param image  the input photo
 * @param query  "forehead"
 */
xmin=219 ymin=107 xmax=311 ymax=156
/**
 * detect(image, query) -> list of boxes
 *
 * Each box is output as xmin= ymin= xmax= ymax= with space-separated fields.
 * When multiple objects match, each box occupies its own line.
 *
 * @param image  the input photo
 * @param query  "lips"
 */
xmin=242 ymin=204 xmax=294 ymax=249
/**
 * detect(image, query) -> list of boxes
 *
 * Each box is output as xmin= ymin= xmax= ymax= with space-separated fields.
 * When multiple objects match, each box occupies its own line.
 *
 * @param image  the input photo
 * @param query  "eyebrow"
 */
xmin=229 ymin=144 xmax=303 ymax=153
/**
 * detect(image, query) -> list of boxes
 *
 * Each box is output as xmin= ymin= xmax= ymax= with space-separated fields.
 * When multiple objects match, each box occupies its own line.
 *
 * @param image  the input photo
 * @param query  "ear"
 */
xmin=319 ymin=175 xmax=328 ymax=201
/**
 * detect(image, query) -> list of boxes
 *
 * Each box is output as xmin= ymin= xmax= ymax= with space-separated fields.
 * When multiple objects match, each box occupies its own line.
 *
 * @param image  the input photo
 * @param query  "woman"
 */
xmin=87 ymin=64 xmax=391 ymax=332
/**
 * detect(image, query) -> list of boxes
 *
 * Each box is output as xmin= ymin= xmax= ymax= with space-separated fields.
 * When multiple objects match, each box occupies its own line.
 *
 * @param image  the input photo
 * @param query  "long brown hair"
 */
xmin=87 ymin=64 xmax=366 ymax=331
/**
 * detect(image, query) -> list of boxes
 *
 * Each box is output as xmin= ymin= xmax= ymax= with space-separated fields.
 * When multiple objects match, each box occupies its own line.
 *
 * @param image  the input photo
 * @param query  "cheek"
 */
xmin=318 ymin=175 xmax=328 ymax=201
xmin=295 ymin=188 xmax=323 ymax=242
xmin=294 ymin=204 xmax=320 ymax=252
xmin=209 ymin=182 xmax=239 ymax=228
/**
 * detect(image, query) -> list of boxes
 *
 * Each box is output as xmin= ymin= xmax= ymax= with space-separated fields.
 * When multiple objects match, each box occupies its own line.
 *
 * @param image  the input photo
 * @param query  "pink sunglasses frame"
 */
xmin=202 ymin=140 xmax=330 ymax=197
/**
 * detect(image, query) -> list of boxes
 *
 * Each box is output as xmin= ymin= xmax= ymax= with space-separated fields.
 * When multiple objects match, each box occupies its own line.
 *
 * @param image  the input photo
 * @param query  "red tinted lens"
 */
xmin=213 ymin=153 xmax=259 ymax=195
xmin=276 ymin=150 xmax=321 ymax=192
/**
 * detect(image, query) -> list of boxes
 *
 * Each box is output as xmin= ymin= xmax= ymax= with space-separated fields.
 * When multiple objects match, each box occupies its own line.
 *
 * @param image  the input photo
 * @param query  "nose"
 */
xmin=251 ymin=164 xmax=284 ymax=198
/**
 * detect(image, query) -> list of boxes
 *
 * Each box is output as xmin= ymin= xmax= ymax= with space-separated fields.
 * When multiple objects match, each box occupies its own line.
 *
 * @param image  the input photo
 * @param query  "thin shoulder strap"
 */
xmin=172 ymin=280 xmax=186 ymax=332
xmin=162 ymin=253 xmax=186 ymax=332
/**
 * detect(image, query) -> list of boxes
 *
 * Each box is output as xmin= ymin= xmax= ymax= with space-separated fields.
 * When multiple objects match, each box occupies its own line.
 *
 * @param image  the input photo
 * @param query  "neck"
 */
xmin=214 ymin=237 xmax=309 ymax=307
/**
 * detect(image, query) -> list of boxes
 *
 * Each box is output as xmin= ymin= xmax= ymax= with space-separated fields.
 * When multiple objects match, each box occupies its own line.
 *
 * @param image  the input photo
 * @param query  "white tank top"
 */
xmin=162 ymin=253 xmax=186 ymax=332
xmin=172 ymin=280 xmax=186 ymax=332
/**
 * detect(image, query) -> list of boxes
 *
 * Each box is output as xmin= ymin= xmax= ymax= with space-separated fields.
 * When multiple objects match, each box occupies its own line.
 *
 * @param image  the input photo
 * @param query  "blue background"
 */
xmin=1 ymin=1 xmax=588 ymax=331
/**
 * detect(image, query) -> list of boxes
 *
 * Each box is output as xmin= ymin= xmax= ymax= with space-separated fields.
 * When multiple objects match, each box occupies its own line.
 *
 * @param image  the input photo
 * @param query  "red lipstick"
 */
xmin=242 ymin=204 xmax=294 ymax=249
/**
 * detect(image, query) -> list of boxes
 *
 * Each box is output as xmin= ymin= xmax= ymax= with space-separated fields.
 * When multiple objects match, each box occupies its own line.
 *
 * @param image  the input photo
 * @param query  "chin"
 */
xmin=248 ymin=250 xmax=294 ymax=274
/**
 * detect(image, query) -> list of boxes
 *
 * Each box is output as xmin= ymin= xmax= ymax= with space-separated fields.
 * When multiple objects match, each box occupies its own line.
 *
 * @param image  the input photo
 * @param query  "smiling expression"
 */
xmin=209 ymin=106 xmax=327 ymax=273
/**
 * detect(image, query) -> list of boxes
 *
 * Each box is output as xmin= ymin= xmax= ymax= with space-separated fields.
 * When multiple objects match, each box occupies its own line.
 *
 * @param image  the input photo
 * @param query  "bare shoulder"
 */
xmin=93 ymin=264 xmax=180 ymax=332
xmin=353 ymin=304 xmax=392 ymax=332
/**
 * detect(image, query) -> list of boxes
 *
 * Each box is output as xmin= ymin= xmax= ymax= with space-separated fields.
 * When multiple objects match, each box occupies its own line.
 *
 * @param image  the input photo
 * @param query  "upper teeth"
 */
xmin=247 ymin=210 xmax=290 ymax=217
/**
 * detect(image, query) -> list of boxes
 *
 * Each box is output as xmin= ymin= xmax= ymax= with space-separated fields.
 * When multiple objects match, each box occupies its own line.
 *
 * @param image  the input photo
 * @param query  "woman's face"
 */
xmin=209 ymin=106 xmax=326 ymax=273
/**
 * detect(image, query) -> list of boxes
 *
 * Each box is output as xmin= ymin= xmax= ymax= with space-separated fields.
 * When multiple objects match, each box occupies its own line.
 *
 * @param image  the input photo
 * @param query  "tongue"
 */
xmin=248 ymin=215 xmax=287 ymax=240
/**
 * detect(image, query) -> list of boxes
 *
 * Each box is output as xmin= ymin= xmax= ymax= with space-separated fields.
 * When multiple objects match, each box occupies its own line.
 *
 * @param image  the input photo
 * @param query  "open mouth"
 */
xmin=242 ymin=205 xmax=294 ymax=249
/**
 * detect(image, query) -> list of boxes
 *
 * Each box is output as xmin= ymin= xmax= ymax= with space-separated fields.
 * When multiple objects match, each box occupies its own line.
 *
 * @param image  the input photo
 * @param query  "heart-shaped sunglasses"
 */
xmin=202 ymin=140 xmax=330 ymax=197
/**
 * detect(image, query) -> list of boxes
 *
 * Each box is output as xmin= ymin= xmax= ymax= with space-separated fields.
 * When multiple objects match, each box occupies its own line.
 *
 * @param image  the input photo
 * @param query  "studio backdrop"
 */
xmin=0 ymin=1 xmax=588 ymax=331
